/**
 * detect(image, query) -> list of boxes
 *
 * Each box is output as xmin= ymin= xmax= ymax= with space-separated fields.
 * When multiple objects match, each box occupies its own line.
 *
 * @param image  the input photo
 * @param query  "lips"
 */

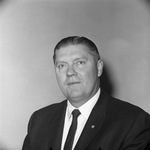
xmin=67 ymin=81 xmax=81 ymax=85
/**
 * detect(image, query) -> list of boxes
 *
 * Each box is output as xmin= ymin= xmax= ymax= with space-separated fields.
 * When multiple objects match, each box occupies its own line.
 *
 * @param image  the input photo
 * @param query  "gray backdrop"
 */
xmin=1 ymin=0 xmax=150 ymax=149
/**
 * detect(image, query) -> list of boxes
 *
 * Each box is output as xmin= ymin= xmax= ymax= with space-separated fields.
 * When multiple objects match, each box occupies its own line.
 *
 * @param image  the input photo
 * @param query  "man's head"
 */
xmin=53 ymin=36 xmax=103 ymax=107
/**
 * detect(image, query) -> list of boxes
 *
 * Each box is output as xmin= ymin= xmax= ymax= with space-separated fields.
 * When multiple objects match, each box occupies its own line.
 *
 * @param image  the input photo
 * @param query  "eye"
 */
xmin=56 ymin=63 xmax=67 ymax=70
xmin=77 ymin=60 xmax=86 ymax=65
xmin=75 ymin=60 xmax=87 ymax=68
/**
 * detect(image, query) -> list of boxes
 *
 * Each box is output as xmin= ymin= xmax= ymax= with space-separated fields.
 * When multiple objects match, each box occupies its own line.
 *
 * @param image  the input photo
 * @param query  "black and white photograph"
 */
xmin=1 ymin=0 xmax=150 ymax=150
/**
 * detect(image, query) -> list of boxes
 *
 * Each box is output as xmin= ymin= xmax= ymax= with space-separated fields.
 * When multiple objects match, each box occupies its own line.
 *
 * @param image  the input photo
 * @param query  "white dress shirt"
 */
xmin=61 ymin=88 xmax=100 ymax=150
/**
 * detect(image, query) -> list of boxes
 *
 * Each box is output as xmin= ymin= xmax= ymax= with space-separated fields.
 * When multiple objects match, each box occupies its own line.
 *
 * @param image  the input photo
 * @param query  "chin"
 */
xmin=68 ymin=92 xmax=82 ymax=100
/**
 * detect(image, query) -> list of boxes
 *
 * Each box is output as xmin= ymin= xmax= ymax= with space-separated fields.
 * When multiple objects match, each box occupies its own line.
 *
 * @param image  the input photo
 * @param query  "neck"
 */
xmin=68 ymin=88 xmax=100 ymax=108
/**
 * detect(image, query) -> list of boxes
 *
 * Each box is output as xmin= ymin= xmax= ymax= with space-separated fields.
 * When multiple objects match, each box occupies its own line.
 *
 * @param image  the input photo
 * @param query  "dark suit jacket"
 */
xmin=22 ymin=90 xmax=150 ymax=150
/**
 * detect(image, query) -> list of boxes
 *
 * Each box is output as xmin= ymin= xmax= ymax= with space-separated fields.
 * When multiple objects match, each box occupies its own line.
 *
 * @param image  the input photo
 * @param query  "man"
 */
xmin=22 ymin=36 xmax=150 ymax=150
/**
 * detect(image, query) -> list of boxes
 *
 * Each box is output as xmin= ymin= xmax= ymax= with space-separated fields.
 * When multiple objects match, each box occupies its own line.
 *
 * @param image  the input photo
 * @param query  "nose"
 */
xmin=66 ymin=65 xmax=77 ymax=77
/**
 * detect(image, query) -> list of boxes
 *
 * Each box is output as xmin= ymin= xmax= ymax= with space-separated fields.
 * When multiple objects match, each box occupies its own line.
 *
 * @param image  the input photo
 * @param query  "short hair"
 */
xmin=53 ymin=36 xmax=100 ymax=63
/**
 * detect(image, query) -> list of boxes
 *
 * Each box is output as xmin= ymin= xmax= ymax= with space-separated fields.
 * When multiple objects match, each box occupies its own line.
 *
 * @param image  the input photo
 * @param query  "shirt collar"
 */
xmin=66 ymin=88 xmax=101 ymax=120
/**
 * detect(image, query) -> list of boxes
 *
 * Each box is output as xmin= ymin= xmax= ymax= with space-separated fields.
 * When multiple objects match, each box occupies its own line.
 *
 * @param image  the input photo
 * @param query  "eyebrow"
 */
xmin=55 ymin=57 xmax=87 ymax=64
xmin=74 ymin=57 xmax=88 ymax=61
xmin=55 ymin=61 xmax=67 ymax=66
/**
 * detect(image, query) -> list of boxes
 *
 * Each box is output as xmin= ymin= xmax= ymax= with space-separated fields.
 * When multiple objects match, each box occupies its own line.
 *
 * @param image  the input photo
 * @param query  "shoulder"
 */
xmin=107 ymin=94 xmax=150 ymax=121
xmin=30 ymin=100 xmax=67 ymax=120
xmin=99 ymin=91 xmax=150 ymax=148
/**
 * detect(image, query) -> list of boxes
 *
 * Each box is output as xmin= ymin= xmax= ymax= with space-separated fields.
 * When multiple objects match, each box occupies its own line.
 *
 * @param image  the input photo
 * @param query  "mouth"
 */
xmin=67 ymin=82 xmax=81 ymax=86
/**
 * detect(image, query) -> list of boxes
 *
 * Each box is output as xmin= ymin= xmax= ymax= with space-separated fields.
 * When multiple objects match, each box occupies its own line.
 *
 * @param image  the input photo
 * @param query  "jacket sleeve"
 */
xmin=121 ymin=111 xmax=150 ymax=150
xmin=22 ymin=113 xmax=35 ymax=150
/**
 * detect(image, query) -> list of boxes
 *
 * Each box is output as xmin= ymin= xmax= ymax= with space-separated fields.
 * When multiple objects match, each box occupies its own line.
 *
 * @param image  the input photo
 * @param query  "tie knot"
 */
xmin=72 ymin=109 xmax=81 ymax=119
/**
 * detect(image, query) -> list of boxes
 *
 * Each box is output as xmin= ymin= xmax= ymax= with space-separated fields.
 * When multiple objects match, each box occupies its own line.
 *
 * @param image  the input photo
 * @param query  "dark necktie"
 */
xmin=63 ymin=109 xmax=81 ymax=150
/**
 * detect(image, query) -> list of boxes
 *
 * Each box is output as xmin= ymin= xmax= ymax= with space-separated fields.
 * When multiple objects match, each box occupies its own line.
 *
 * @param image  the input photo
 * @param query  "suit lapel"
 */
xmin=47 ymin=101 xmax=67 ymax=150
xmin=74 ymin=90 xmax=108 ymax=150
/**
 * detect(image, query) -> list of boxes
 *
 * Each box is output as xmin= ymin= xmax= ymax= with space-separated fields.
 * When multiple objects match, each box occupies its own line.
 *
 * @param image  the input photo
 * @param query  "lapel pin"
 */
xmin=91 ymin=125 xmax=95 ymax=129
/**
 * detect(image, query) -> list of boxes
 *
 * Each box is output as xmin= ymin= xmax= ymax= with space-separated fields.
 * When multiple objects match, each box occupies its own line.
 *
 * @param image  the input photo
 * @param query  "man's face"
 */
xmin=54 ymin=44 xmax=103 ymax=107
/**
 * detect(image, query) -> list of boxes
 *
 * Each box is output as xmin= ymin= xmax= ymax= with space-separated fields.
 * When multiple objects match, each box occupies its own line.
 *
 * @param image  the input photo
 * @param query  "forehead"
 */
xmin=55 ymin=44 xmax=92 ymax=60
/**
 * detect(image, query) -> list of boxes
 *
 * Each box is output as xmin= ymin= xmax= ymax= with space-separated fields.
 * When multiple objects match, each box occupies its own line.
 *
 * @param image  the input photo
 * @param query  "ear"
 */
xmin=97 ymin=60 xmax=103 ymax=77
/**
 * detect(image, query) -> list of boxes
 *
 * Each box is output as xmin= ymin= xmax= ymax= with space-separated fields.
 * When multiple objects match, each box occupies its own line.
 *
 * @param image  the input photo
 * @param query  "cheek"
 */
xmin=56 ymin=73 xmax=65 ymax=85
xmin=78 ymin=71 xmax=92 ymax=84
xmin=83 ymin=69 xmax=97 ymax=83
